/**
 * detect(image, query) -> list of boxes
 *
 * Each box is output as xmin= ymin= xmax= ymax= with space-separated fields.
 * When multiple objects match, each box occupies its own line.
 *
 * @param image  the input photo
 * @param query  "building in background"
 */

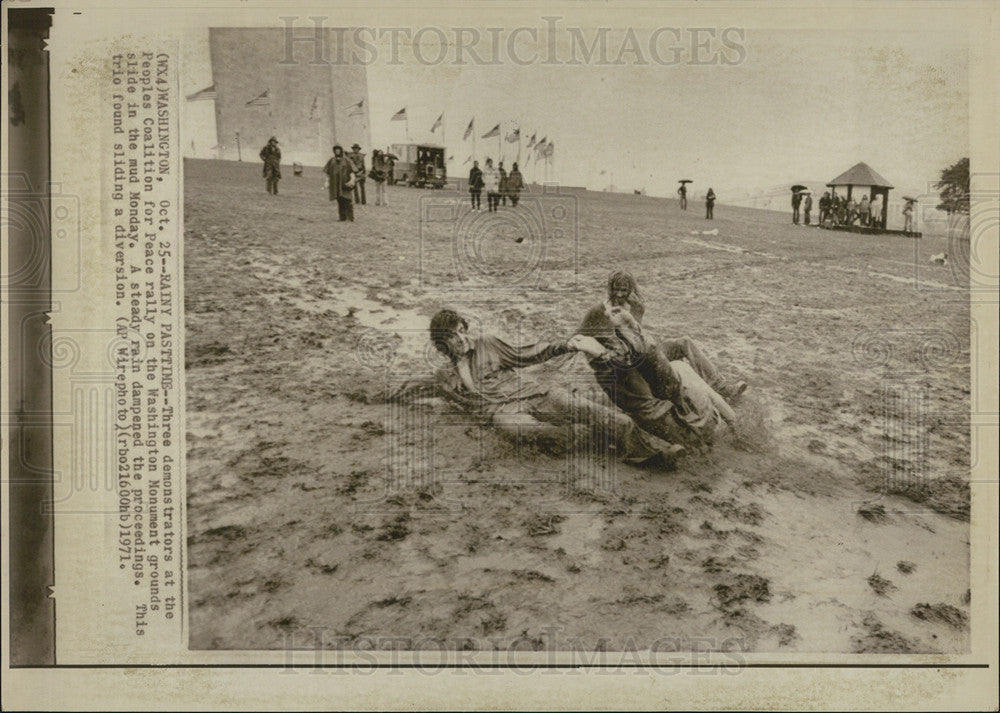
xmin=208 ymin=28 xmax=370 ymax=166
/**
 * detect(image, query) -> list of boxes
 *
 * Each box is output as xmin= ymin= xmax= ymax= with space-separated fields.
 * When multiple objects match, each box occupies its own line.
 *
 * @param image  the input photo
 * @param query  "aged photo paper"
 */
xmin=2 ymin=0 xmax=998 ymax=709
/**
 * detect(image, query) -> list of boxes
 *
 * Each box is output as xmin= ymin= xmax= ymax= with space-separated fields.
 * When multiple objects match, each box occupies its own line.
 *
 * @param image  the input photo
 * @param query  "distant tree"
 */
xmin=934 ymin=157 xmax=969 ymax=214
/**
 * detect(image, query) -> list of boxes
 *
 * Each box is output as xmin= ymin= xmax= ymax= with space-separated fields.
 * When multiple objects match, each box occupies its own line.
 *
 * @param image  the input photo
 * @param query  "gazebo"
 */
xmin=826 ymin=162 xmax=893 ymax=231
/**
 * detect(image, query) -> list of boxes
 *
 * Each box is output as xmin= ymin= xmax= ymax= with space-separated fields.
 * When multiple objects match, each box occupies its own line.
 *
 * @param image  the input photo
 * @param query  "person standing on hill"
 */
xmin=370 ymin=149 xmax=389 ymax=207
xmin=791 ymin=191 xmax=802 ymax=224
xmin=498 ymin=161 xmax=509 ymax=206
xmin=869 ymin=194 xmax=883 ymax=229
xmin=802 ymin=192 xmax=813 ymax=225
xmin=259 ymin=137 xmax=281 ymax=195
xmin=818 ymin=191 xmax=831 ymax=227
xmin=677 ymin=183 xmax=688 ymax=210
xmin=858 ymin=195 xmax=870 ymax=226
xmin=507 ymin=162 xmax=525 ymax=207
xmin=846 ymin=196 xmax=858 ymax=226
xmin=705 ymin=188 xmax=716 ymax=219
xmin=347 ymin=143 xmax=367 ymax=206
xmin=903 ymin=199 xmax=916 ymax=236
xmin=468 ymin=160 xmax=484 ymax=210
xmin=483 ymin=158 xmax=501 ymax=212
xmin=324 ymin=144 xmax=356 ymax=222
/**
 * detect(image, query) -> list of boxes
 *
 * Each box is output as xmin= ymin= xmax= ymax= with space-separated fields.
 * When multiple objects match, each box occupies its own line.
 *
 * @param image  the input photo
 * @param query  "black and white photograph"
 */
xmin=182 ymin=17 xmax=976 ymax=654
xmin=3 ymin=2 xmax=998 ymax=710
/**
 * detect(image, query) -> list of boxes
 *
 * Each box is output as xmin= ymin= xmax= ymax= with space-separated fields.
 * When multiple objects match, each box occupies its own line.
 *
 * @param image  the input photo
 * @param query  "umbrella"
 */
xmin=791 ymin=184 xmax=808 ymax=192
xmin=678 ymin=179 xmax=693 ymax=184
xmin=902 ymin=196 xmax=917 ymax=202
xmin=385 ymin=153 xmax=399 ymax=161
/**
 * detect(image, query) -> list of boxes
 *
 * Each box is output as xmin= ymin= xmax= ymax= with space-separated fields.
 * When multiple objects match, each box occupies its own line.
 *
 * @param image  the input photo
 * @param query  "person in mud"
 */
xmin=574 ymin=301 xmax=735 ymax=450
xmin=569 ymin=270 xmax=749 ymax=449
xmin=596 ymin=271 xmax=747 ymax=403
xmin=389 ymin=309 xmax=687 ymax=469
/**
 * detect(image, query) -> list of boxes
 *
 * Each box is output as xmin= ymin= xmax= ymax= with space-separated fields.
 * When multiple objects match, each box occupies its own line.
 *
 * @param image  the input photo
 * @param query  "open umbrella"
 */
xmin=678 ymin=179 xmax=693 ymax=184
xmin=902 ymin=196 xmax=917 ymax=202
xmin=791 ymin=184 xmax=808 ymax=192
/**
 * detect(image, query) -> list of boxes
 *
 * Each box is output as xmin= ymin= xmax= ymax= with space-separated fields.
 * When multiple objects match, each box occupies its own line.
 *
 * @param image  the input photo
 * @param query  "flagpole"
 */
xmin=405 ymin=110 xmax=410 ymax=141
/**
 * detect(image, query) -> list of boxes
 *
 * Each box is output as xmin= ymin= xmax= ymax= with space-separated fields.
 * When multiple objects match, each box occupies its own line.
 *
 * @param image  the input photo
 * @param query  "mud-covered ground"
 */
xmin=184 ymin=158 xmax=971 ymax=653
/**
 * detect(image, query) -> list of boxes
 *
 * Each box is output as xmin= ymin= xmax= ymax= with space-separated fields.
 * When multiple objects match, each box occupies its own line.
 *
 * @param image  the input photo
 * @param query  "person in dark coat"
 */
xmin=498 ymin=161 xmax=509 ymax=206
xmin=259 ymin=137 xmax=281 ymax=195
xmin=468 ymin=160 xmax=484 ymax=210
xmin=507 ymin=162 xmax=525 ymax=207
xmin=819 ymin=191 xmax=832 ymax=227
xmin=791 ymin=191 xmax=802 ymax=224
xmin=705 ymin=188 xmax=716 ymax=219
xmin=323 ymin=144 xmax=356 ymax=222
xmin=802 ymin=192 xmax=813 ymax=225
xmin=347 ymin=143 xmax=367 ymax=205
xmin=677 ymin=183 xmax=687 ymax=210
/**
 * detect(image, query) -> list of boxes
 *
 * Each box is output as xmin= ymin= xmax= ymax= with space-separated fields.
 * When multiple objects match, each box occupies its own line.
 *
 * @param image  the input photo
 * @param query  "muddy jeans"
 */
xmin=489 ymin=386 xmax=677 ymax=466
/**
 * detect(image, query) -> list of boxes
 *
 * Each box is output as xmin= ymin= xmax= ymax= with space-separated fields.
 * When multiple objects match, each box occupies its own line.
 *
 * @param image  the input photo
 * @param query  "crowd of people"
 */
xmin=808 ymin=190 xmax=890 ymax=230
xmin=467 ymin=159 xmax=525 ymax=211
xmin=393 ymin=271 xmax=747 ymax=470
xmin=259 ymin=138 xmax=395 ymax=221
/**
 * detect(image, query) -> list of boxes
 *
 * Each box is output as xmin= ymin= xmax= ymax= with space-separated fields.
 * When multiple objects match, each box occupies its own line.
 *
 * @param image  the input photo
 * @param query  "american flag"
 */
xmin=482 ymin=123 xmax=500 ymax=139
xmin=186 ymin=84 xmax=216 ymax=101
xmin=245 ymin=89 xmax=269 ymax=107
xmin=347 ymin=99 xmax=365 ymax=116
xmin=463 ymin=118 xmax=474 ymax=140
xmin=430 ymin=114 xmax=443 ymax=133
xmin=391 ymin=107 xmax=407 ymax=121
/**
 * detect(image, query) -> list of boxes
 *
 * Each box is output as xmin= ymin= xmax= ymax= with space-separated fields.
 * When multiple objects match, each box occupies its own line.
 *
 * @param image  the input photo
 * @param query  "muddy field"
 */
xmin=184 ymin=158 xmax=970 ymax=653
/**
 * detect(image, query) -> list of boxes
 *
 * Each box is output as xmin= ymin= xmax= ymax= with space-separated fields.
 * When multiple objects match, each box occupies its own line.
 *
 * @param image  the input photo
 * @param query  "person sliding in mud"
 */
xmin=573 ymin=271 xmax=746 ymax=449
xmin=594 ymin=271 xmax=746 ymax=401
xmin=389 ymin=309 xmax=687 ymax=469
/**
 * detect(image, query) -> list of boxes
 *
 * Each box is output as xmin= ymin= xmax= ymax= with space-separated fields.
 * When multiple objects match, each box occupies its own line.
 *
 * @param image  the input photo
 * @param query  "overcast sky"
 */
xmin=183 ymin=21 xmax=969 ymax=201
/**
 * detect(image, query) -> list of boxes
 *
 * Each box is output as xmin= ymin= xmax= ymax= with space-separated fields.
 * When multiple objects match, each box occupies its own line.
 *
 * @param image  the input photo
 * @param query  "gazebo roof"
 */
xmin=826 ymin=162 xmax=893 ymax=189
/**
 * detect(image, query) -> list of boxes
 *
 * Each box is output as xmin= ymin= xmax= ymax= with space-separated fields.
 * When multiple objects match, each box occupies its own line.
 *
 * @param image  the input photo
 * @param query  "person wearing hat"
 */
xmin=802 ymin=191 xmax=813 ymax=226
xmin=791 ymin=190 xmax=802 ymax=225
xmin=323 ymin=144 xmax=356 ymax=222
xmin=677 ymin=183 xmax=688 ymax=210
xmin=346 ymin=143 xmax=367 ymax=205
xmin=259 ymin=137 xmax=281 ymax=195
xmin=705 ymin=188 xmax=716 ymax=220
